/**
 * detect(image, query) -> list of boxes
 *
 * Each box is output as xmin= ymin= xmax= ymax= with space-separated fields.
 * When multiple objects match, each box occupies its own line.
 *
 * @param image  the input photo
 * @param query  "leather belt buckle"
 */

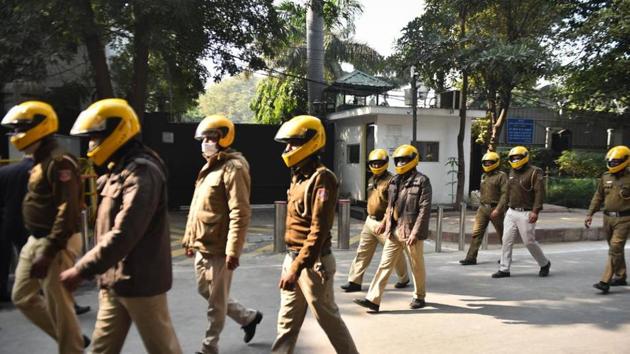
xmin=511 ymin=207 xmax=530 ymax=212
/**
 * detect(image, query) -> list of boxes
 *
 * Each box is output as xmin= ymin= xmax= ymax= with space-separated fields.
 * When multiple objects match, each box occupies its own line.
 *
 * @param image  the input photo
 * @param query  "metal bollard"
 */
xmin=81 ymin=209 xmax=89 ymax=255
xmin=482 ymin=228 xmax=489 ymax=250
xmin=337 ymin=199 xmax=351 ymax=249
xmin=274 ymin=201 xmax=287 ymax=253
xmin=458 ymin=202 xmax=466 ymax=251
xmin=435 ymin=205 xmax=443 ymax=253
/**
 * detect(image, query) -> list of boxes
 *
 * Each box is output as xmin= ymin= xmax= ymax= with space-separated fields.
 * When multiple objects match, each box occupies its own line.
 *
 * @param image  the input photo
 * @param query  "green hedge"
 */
xmin=546 ymin=177 xmax=598 ymax=209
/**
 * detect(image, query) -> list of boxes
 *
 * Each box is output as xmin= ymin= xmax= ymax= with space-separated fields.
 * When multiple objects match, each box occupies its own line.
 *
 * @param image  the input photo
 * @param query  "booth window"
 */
xmin=413 ymin=141 xmax=439 ymax=162
xmin=347 ymin=144 xmax=360 ymax=164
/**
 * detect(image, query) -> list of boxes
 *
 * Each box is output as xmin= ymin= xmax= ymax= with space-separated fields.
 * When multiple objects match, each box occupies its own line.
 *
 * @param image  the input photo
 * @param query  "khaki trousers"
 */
xmin=601 ymin=215 xmax=630 ymax=283
xmin=12 ymin=234 xmax=83 ymax=354
xmin=272 ymin=254 xmax=358 ymax=354
xmin=90 ymin=289 xmax=182 ymax=354
xmin=195 ymin=252 xmax=257 ymax=354
xmin=348 ymin=217 xmax=409 ymax=284
xmin=499 ymin=208 xmax=549 ymax=272
xmin=465 ymin=206 xmax=504 ymax=261
xmin=366 ymin=236 xmax=426 ymax=305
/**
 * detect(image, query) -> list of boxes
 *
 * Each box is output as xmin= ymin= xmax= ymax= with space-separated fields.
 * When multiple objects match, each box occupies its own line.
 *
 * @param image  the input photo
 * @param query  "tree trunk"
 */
xmin=456 ymin=7 xmax=467 ymax=210
xmin=306 ymin=0 xmax=325 ymax=115
xmin=488 ymin=89 xmax=512 ymax=151
xmin=129 ymin=7 xmax=151 ymax=122
xmin=485 ymin=86 xmax=497 ymax=151
xmin=78 ymin=0 xmax=114 ymax=99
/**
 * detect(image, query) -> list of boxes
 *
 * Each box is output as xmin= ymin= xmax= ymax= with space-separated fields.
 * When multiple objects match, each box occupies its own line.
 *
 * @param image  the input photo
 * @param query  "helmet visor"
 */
xmin=394 ymin=156 xmax=414 ymax=167
xmin=482 ymin=159 xmax=498 ymax=167
xmin=509 ymin=155 xmax=525 ymax=163
xmin=608 ymin=157 xmax=628 ymax=168
xmin=369 ymin=160 xmax=387 ymax=168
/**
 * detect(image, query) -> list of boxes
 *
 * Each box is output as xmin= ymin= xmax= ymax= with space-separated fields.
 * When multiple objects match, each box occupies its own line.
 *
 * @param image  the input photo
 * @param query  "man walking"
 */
xmin=60 ymin=98 xmax=182 ymax=354
xmin=586 ymin=145 xmax=630 ymax=294
xmin=3 ymin=101 xmax=86 ymax=353
xmin=354 ymin=144 xmax=432 ymax=312
xmin=492 ymin=146 xmax=551 ymax=278
xmin=182 ymin=114 xmax=262 ymax=354
xmin=272 ymin=115 xmax=358 ymax=354
xmin=340 ymin=148 xmax=409 ymax=292
xmin=460 ymin=152 xmax=507 ymax=265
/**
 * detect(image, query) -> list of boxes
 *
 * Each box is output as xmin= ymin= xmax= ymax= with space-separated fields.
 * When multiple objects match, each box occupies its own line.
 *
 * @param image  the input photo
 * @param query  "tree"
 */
xmin=251 ymin=0 xmax=384 ymax=124
xmin=2 ymin=0 xmax=281 ymax=119
xmin=559 ymin=0 xmax=630 ymax=113
xmin=197 ymin=74 xmax=261 ymax=123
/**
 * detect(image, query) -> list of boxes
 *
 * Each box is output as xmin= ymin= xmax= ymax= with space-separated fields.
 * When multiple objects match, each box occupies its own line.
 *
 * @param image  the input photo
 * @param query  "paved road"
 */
xmin=1 ymin=239 xmax=628 ymax=353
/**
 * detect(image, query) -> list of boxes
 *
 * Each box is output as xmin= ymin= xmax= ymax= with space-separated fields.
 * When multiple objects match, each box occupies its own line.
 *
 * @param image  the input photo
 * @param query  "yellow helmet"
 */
xmin=508 ymin=146 xmax=529 ymax=170
xmin=195 ymin=114 xmax=235 ymax=148
xmin=70 ymin=98 xmax=141 ymax=166
xmin=274 ymin=115 xmax=325 ymax=168
xmin=368 ymin=149 xmax=389 ymax=175
xmin=1 ymin=101 xmax=58 ymax=150
xmin=606 ymin=145 xmax=630 ymax=174
xmin=393 ymin=144 xmax=419 ymax=175
xmin=482 ymin=151 xmax=500 ymax=172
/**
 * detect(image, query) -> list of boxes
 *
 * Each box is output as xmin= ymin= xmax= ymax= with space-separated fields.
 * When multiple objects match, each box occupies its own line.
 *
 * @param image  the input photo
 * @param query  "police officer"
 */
xmin=181 ymin=115 xmax=262 ymax=353
xmin=272 ymin=115 xmax=358 ymax=354
xmin=493 ymin=146 xmax=551 ymax=278
xmin=586 ymin=145 xmax=630 ymax=294
xmin=460 ymin=152 xmax=507 ymax=265
xmin=340 ymin=149 xmax=409 ymax=292
xmin=354 ymin=144 xmax=432 ymax=312
xmin=2 ymin=101 xmax=86 ymax=353
xmin=60 ymin=99 xmax=182 ymax=354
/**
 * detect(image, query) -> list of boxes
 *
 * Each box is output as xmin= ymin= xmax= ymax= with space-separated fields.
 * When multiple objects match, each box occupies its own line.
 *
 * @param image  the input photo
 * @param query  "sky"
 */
xmin=352 ymin=0 xmax=426 ymax=56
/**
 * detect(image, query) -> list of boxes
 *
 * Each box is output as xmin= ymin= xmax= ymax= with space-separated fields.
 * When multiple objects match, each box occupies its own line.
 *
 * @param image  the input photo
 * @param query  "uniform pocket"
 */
xmin=197 ymin=210 xmax=221 ymax=240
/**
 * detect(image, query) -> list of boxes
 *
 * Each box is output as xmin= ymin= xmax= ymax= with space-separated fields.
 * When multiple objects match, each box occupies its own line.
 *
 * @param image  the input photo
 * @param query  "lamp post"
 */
xmin=410 ymin=66 xmax=418 ymax=145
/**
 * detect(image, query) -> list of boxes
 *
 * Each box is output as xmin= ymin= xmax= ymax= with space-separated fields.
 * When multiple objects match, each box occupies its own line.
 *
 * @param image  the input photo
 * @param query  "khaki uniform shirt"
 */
xmin=366 ymin=172 xmax=392 ymax=220
xmin=480 ymin=170 xmax=508 ymax=211
xmin=587 ymin=168 xmax=630 ymax=215
xmin=23 ymin=138 xmax=81 ymax=257
xmin=285 ymin=160 xmax=338 ymax=275
xmin=76 ymin=144 xmax=172 ymax=297
xmin=182 ymin=149 xmax=251 ymax=258
xmin=507 ymin=164 xmax=545 ymax=212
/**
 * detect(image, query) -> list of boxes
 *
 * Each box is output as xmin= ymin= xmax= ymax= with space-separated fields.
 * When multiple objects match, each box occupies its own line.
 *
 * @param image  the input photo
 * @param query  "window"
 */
xmin=413 ymin=141 xmax=439 ymax=162
xmin=347 ymin=144 xmax=360 ymax=164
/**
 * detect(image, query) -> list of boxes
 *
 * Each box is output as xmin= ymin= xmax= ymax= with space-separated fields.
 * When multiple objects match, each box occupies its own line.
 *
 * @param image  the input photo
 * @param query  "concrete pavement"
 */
xmin=1 ymin=238 xmax=629 ymax=353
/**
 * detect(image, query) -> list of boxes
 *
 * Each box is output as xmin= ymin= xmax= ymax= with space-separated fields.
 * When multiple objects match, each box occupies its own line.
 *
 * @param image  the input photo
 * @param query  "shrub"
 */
xmin=546 ymin=177 xmax=598 ymax=209
xmin=556 ymin=150 xmax=606 ymax=178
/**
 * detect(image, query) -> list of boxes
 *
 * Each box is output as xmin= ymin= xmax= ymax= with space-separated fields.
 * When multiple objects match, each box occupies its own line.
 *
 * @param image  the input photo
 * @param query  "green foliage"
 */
xmin=546 ymin=177 xmax=598 ymax=209
xmin=197 ymin=74 xmax=261 ymax=123
xmin=250 ymin=0 xmax=384 ymax=121
xmin=556 ymin=150 xmax=606 ymax=178
xmin=250 ymin=76 xmax=308 ymax=124
xmin=445 ymin=157 xmax=458 ymax=204
xmin=559 ymin=0 xmax=630 ymax=113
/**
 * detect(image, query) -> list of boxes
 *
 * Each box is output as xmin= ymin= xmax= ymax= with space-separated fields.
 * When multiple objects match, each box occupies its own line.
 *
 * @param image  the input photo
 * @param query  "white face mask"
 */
xmin=201 ymin=141 xmax=218 ymax=156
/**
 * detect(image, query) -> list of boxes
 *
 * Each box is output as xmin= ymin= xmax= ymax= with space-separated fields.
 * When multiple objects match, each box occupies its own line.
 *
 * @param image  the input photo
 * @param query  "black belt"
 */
xmin=368 ymin=215 xmax=383 ymax=221
xmin=287 ymin=248 xmax=332 ymax=260
xmin=604 ymin=210 xmax=630 ymax=217
xmin=29 ymin=229 xmax=51 ymax=239
xmin=510 ymin=207 xmax=532 ymax=212
xmin=480 ymin=203 xmax=498 ymax=208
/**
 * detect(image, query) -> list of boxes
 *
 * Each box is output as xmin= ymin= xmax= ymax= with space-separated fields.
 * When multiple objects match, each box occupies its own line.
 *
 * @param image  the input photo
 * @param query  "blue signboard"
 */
xmin=507 ymin=119 xmax=534 ymax=144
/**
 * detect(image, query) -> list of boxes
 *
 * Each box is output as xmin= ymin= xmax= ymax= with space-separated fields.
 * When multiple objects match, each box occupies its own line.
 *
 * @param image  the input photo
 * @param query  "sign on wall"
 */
xmin=507 ymin=119 xmax=534 ymax=145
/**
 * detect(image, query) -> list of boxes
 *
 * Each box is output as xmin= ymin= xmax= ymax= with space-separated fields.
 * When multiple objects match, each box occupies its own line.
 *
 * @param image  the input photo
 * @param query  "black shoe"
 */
xmin=593 ymin=281 xmax=610 ymax=294
xmin=539 ymin=261 xmax=551 ymax=277
xmin=459 ymin=259 xmax=477 ymax=266
xmin=242 ymin=311 xmax=263 ymax=343
xmin=74 ymin=303 xmax=91 ymax=315
xmin=610 ymin=278 xmax=627 ymax=286
xmin=83 ymin=335 xmax=91 ymax=348
xmin=394 ymin=280 xmax=410 ymax=289
xmin=353 ymin=298 xmax=379 ymax=312
xmin=340 ymin=282 xmax=362 ymax=292
xmin=492 ymin=271 xmax=510 ymax=278
xmin=409 ymin=298 xmax=426 ymax=309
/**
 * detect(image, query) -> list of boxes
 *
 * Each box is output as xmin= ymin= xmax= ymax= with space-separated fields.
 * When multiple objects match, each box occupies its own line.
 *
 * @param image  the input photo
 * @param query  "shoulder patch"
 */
xmin=316 ymin=187 xmax=329 ymax=201
xmin=58 ymin=169 xmax=72 ymax=182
